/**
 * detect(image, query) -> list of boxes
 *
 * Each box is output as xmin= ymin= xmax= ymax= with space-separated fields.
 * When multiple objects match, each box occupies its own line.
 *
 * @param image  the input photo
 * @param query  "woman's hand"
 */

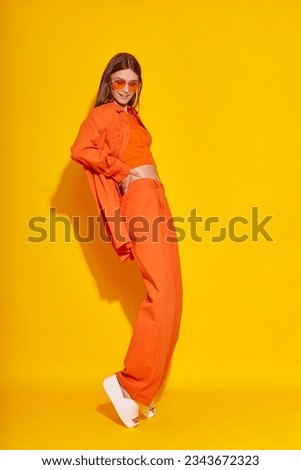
xmin=121 ymin=169 xmax=142 ymax=193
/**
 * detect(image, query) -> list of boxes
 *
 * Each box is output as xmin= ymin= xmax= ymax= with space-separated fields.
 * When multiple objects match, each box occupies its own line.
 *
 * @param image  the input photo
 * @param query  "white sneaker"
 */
xmin=140 ymin=401 xmax=156 ymax=418
xmin=118 ymin=383 xmax=156 ymax=419
xmin=103 ymin=374 xmax=139 ymax=428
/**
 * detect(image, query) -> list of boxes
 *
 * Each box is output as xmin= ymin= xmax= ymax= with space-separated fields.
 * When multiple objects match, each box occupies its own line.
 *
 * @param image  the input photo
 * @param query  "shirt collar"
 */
xmin=105 ymin=100 xmax=126 ymax=113
xmin=106 ymin=100 xmax=136 ymax=115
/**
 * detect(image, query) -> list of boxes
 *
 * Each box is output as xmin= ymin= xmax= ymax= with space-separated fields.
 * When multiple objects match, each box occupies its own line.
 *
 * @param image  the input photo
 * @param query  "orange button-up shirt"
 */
xmin=70 ymin=101 xmax=155 ymax=262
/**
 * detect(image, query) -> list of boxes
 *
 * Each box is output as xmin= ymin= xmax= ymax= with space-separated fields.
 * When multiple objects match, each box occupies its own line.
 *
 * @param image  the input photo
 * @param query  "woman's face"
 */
xmin=110 ymin=68 xmax=140 ymax=107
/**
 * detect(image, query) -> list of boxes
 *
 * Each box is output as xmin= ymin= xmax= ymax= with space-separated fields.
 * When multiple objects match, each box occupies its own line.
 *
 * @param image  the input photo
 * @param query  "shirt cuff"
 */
xmin=111 ymin=160 xmax=132 ymax=183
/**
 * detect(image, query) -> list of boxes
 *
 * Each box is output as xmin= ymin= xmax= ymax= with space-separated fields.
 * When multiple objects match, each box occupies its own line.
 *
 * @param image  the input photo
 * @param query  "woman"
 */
xmin=71 ymin=52 xmax=183 ymax=428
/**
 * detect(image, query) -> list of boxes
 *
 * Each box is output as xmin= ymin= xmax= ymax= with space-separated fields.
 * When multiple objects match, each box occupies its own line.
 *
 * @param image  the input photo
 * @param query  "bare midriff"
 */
xmin=131 ymin=163 xmax=160 ymax=180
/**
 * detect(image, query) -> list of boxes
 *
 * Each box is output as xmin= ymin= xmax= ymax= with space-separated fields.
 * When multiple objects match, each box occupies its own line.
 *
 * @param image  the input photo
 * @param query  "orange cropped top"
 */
xmin=121 ymin=112 xmax=156 ymax=168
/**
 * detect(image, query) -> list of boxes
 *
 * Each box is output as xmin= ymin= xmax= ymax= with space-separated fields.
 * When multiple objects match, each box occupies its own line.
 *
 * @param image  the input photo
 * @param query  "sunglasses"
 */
xmin=111 ymin=79 xmax=140 ymax=93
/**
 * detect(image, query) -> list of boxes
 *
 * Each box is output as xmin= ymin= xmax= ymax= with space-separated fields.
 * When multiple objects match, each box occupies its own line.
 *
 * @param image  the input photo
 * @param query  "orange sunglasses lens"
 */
xmin=112 ymin=79 xmax=140 ymax=92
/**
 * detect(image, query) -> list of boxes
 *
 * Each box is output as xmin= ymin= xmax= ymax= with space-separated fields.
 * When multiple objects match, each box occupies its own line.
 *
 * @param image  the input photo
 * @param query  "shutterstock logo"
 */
xmin=27 ymin=206 xmax=274 ymax=244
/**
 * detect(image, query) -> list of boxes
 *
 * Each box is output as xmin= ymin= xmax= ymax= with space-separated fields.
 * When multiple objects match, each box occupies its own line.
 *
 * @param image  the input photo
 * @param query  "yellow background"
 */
xmin=1 ymin=0 xmax=300 ymax=449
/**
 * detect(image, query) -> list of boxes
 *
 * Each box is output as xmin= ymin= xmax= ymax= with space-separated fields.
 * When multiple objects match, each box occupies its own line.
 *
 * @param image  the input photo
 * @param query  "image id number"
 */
xmin=185 ymin=455 xmax=260 ymax=466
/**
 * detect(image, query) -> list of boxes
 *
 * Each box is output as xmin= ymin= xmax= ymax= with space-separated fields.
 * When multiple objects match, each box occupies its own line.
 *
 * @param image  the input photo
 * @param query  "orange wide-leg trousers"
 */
xmin=116 ymin=178 xmax=183 ymax=406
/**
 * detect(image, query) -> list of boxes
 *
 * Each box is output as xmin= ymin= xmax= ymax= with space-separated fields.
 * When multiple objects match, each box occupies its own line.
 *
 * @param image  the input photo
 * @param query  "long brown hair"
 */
xmin=94 ymin=52 xmax=143 ymax=109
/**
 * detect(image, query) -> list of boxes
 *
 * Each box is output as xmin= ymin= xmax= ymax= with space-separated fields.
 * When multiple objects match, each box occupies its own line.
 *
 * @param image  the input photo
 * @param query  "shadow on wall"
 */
xmin=50 ymin=159 xmax=145 ymax=331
